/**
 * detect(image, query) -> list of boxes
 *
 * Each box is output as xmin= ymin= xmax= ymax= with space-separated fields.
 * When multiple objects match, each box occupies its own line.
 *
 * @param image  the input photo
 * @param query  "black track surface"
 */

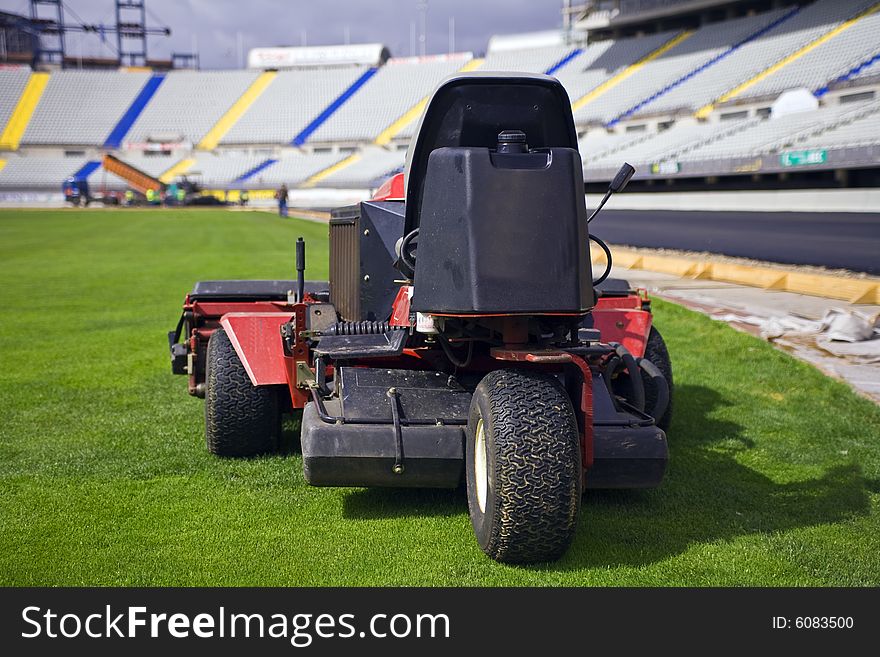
xmin=593 ymin=210 xmax=880 ymax=275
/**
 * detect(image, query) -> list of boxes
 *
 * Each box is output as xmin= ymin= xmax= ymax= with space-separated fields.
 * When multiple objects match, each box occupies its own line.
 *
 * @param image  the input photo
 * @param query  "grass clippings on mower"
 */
xmin=0 ymin=208 xmax=878 ymax=586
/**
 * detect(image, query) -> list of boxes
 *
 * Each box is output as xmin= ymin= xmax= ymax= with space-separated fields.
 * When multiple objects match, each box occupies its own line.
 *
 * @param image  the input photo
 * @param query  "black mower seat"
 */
xmin=595 ymin=278 xmax=633 ymax=297
xmin=190 ymin=280 xmax=329 ymax=301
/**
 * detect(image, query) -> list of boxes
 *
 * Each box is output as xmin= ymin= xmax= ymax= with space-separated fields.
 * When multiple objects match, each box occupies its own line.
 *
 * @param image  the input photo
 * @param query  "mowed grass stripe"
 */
xmin=0 ymin=208 xmax=878 ymax=586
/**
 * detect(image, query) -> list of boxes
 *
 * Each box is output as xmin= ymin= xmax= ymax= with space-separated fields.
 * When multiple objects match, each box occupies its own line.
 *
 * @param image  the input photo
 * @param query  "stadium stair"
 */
xmin=159 ymin=158 xmax=196 ymax=184
xmin=570 ymin=32 xmax=691 ymax=115
xmin=302 ymin=153 xmax=361 ymax=188
xmin=815 ymin=49 xmax=880 ymax=97
xmin=695 ymin=1 xmax=880 ymax=118
xmin=197 ymin=71 xmax=277 ymax=150
xmin=234 ymin=159 xmax=278 ymax=183
xmin=103 ymin=73 xmax=166 ymax=149
xmin=73 ymin=161 xmax=101 ymax=181
xmin=0 ymin=72 xmax=50 ymax=151
xmin=544 ymin=49 xmax=583 ymax=76
xmin=609 ymin=6 xmax=800 ymax=126
xmin=373 ymin=58 xmax=484 ymax=146
xmin=292 ymin=68 xmax=379 ymax=147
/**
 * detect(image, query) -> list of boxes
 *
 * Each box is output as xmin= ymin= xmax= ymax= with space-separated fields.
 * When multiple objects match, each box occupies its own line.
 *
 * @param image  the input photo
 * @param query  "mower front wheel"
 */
xmin=465 ymin=369 xmax=582 ymax=564
xmin=642 ymin=326 xmax=673 ymax=431
xmin=205 ymin=327 xmax=281 ymax=457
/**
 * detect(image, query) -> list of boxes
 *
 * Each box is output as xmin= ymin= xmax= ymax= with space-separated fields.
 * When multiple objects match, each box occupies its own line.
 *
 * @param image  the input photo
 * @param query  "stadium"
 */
xmin=0 ymin=0 xmax=879 ymax=205
xmin=1 ymin=0 xmax=879 ymax=596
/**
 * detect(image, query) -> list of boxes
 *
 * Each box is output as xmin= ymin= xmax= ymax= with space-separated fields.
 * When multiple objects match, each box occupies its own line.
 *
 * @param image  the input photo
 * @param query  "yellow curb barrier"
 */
xmin=592 ymin=247 xmax=880 ymax=305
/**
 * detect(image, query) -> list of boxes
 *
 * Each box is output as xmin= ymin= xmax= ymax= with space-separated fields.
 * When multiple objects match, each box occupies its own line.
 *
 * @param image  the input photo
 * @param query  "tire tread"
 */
xmin=205 ymin=328 xmax=280 ymax=457
xmin=642 ymin=326 xmax=673 ymax=431
xmin=473 ymin=369 xmax=581 ymax=563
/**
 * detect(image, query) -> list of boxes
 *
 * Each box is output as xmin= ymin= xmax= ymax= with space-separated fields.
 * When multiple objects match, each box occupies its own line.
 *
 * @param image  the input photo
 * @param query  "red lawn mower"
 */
xmin=169 ymin=73 xmax=673 ymax=564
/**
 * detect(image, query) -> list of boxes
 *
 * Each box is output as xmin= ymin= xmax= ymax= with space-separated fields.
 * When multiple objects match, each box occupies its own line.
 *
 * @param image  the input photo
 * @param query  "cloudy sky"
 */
xmin=1 ymin=0 xmax=563 ymax=68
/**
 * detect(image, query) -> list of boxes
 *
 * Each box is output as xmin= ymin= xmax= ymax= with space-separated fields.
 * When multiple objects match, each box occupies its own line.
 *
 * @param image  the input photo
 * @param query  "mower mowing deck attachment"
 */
xmin=169 ymin=73 xmax=673 ymax=564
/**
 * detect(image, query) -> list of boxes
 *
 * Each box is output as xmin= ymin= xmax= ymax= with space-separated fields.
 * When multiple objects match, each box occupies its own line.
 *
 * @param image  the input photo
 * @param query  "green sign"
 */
xmin=780 ymin=150 xmax=827 ymax=167
xmin=650 ymin=161 xmax=680 ymax=175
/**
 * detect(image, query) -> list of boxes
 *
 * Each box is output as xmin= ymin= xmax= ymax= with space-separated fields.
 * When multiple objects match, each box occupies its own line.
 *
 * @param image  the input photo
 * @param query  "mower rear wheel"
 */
xmin=642 ymin=326 xmax=673 ymax=431
xmin=465 ymin=369 xmax=582 ymax=564
xmin=205 ymin=328 xmax=281 ymax=457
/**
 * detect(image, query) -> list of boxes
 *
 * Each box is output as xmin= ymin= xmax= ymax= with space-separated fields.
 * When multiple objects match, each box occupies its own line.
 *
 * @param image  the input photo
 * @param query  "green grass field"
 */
xmin=1 ymin=207 xmax=878 ymax=586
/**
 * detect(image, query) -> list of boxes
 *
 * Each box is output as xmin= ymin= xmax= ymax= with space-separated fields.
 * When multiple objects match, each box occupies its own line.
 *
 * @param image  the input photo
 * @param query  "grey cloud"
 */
xmin=1 ymin=0 xmax=561 ymax=68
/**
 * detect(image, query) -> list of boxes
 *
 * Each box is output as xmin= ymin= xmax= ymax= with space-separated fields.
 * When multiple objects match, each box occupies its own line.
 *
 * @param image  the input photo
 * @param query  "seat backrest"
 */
xmin=403 ymin=72 xmax=579 ymax=236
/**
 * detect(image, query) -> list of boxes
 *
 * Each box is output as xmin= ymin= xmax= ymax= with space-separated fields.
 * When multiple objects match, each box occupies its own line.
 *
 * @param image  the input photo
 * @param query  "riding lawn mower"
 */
xmin=169 ymin=73 xmax=673 ymax=564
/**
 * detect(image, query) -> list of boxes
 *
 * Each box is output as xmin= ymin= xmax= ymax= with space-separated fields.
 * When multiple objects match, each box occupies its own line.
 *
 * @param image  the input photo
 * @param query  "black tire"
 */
xmin=465 ymin=369 xmax=582 ymax=564
xmin=205 ymin=328 xmax=280 ymax=457
xmin=642 ymin=326 xmax=673 ymax=431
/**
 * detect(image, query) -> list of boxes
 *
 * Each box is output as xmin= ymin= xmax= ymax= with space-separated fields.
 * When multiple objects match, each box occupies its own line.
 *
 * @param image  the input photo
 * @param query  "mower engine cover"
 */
xmin=404 ymin=73 xmax=593 ymax=314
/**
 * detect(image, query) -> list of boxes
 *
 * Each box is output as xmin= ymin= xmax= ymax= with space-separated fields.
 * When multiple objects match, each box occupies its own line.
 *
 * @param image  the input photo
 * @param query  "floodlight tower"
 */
xmin=29 ymin=0 xmax=65 ymax=66
xmin=116 ymin=0 xmax=148 ymax=66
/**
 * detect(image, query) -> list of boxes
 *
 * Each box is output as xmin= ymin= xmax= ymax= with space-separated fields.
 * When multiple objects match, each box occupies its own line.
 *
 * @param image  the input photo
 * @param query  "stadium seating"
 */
xmin=679 ymin=100 xmax=876 ymax=161
xmin=115 ymin=152 xmax=184 ymax=179
xmin=734 ymin=0 xmax=880 ymax=100
xmin=578 ymin=129 xmax=651 ymax=164
xmin=556 ymin=32 xmax=675 ymax=105
xmin=575 ymin=10 xmax=791 ymax=124
xmin=580 ymin=96 xmax=880 ymax=174
xmin=307 ymin=57 xmax=467 ymax=143
xmin=21 ymin=70 xmax=151 ymax=145
xmin=125 ymin=70 xmax=260 ymax=145
xmin=0 ymin=69 xmax=31 ymax=131
xmin=632 ymin=7 xmax=796 ymax=115
xmin=482 ymin=44 xmax=575 ymax=74
xmin=0 ymin=154 xmax=87 ymax=188
xmin=848 ymin=54 xmax=880 ymax=82
xmin=783 ymin=99 xmax=880 ymax=150
xmin=584 ymin=118 xmax=757 ymax=170
xmin=634 ymin=0 xmax=880 ymax=115
xmin=186 ymin=153 xmax=272 ymax=187
xmin=312 ymin=146 xmax=405 ymax=188
xmin=257 ymin=151 xmax=346 ymax=186
xmin=3 ymin=0 xmax=880 ymax=194
xmin=220 ymin=67 xmax=369 ymax=145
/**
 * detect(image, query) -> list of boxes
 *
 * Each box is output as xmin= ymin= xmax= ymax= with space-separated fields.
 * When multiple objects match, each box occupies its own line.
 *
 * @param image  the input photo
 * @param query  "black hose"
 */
xmin=437 ymin=334 xmax=474 ymax=368
xmin=614 ymin=343 xmax=645 ymax=413
xmin=637 ymin=357 xmax=669 ymax=422
xmin=399 ymin=228 xmax=419 ymax=273
xmin=602 ymin=355 xmax=620 ymax=398
xmin=590 ymin=234 xmax=613 ymax=286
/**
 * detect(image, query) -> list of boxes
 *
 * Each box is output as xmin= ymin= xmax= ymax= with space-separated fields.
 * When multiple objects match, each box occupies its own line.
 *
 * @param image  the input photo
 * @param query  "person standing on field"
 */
xmin=275 ymin=184 xmax=289 ymax=217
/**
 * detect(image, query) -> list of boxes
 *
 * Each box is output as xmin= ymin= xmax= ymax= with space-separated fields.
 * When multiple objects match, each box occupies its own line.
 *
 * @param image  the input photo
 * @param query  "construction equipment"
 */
xmin=101 ymin=153 xmax=162 ymax=196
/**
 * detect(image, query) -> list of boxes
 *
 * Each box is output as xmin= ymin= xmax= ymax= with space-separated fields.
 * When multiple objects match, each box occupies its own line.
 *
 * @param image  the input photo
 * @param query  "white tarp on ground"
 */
xmin=711 ymin=309 xmax=880 ymax=363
